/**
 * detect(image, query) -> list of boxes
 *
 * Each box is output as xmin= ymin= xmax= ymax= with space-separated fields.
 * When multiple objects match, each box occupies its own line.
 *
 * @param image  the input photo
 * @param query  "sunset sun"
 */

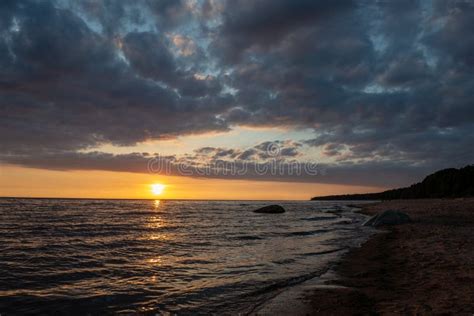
xmin=151 ymin=184 xmax=165 ymax=196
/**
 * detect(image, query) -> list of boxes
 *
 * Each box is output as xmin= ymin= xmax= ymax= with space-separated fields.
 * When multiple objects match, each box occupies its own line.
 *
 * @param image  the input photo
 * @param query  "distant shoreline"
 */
xmin=311 ymin=165 xmax=474 ymax=201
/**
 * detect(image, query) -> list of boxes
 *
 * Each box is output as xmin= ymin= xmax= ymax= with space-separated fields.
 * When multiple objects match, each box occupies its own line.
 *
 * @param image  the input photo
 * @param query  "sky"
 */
xmin=1 ymin=0 xmax=473 ymax=199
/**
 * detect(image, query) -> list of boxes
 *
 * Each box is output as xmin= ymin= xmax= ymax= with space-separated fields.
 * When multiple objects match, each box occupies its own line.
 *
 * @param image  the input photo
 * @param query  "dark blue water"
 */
xmin=0 ymin=199 xmax=372 ymax=315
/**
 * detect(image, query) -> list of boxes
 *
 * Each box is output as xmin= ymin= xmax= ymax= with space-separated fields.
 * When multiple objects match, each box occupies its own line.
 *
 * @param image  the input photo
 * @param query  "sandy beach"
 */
xmin=254 ymin=198 xmax=474 ymax=315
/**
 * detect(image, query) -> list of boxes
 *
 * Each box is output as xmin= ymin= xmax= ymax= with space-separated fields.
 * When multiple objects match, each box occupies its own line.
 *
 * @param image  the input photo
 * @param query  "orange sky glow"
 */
xmin=1 ymin=165 xmax=384 ymax=200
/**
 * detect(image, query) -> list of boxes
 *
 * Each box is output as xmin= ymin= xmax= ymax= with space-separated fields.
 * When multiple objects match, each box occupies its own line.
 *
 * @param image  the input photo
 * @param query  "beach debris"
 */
xmin=363 ymin=210 xmax=411 ymax=227
xmin=253 ymin=205 xmax=286 ymax=214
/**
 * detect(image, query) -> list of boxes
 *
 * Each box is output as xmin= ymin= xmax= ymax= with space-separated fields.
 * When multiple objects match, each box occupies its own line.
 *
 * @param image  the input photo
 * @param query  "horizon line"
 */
xmin=0 ymin=196 xmax=312 ymax=202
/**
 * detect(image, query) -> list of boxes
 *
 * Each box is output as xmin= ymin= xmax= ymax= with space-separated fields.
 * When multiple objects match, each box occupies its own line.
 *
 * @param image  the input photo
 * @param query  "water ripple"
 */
xmin=0 ymin=198 xmax=372 ymax=314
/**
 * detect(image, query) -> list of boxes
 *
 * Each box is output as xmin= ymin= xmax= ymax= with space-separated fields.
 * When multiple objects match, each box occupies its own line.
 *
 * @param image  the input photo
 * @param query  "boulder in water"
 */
xmin=363 ymin=210 xmax=411 ymax=227
xmin=253 ymin=205 xmax=286 ymax=214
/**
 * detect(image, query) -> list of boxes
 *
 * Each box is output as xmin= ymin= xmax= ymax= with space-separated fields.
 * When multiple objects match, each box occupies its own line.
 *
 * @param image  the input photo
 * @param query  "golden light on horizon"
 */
xmin=2 ymin=165 xmax=385 ymax=200
xmin=151 ymin=183 xmax=166 ymax=196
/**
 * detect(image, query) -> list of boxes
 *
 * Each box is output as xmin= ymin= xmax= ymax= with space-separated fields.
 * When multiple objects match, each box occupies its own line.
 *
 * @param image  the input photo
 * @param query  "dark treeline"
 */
xmin=311 ymin=165 xmax=474 ymax=201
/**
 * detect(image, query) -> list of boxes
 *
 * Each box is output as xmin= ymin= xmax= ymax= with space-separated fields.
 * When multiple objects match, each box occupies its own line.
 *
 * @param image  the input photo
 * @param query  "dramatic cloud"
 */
xmin=1 ymin=142 xmax=427 ymax=187
xmin=1 ymin=0 xmax=473 ymax=187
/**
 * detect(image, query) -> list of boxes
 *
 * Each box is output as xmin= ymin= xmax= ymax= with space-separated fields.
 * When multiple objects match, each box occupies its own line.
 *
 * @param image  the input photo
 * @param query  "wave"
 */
xmin=283 ymin=229 xmax=329 ymax=237
xmin=230 ymin=235 xmax=264 ymax=240
xmin=0 ymin=199 xmax=372 ymax=315
xmin=302 ymin=216 xmax=338 ymax=221
xmin=299 ymin=247 xmax=348 ymax=257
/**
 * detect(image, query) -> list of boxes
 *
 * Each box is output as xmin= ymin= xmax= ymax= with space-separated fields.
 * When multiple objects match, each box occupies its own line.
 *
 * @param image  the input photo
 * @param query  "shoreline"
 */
xmin=250 ymin=202 xmax=376 ymax=315
xmin=253 ymin=198 xmax=474 ymax=315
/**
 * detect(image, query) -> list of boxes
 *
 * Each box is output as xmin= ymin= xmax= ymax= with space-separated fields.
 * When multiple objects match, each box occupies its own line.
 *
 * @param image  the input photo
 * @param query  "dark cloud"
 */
xmin=121 ymin=31 xmax=222 ymax=98
xmin=185 ymin=141 xmax=303 ymax=163
xmin=427 ymin=0 xmax=474 ymax=68
xmin=0 ymin=0 xmax=231 ymax=154
xmin=1 ymin=0 xmax=473 ymax=187
xmin=122 ymin=32 xmax=178 ymax=84
xmin=213 ymin=0 xmax=356 ymax=62
xmin=376 ymin=54 xmax=431 ymax=87
xmin=1 ymin=146 xmax=427 ymax=188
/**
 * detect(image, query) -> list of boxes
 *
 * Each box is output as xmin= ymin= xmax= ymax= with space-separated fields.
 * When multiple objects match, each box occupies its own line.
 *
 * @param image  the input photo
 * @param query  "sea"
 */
xmin=0 ymin=198 xmax=374 ymax=315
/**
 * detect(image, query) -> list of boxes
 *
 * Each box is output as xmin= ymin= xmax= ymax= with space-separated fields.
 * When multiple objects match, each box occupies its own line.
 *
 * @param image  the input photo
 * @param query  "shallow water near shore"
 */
xmin=0 ymin=199 xmax=373 ymax=314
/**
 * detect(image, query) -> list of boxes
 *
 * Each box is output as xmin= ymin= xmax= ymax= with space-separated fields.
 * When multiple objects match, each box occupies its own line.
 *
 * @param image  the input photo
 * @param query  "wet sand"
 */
xmin=254 ymin=198 xmax=474 ymax=315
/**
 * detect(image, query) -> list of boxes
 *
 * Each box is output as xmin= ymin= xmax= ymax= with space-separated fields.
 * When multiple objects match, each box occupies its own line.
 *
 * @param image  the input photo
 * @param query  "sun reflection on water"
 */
xmin=146 ymin=200 xmax=170 ymax=241
xmin=148 ymin=257 xmax=162 ymax=264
